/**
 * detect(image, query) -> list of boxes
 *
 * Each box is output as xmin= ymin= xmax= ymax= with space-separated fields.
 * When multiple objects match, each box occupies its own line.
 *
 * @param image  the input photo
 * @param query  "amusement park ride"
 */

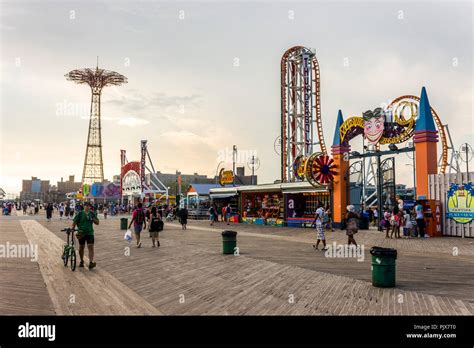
xmin=278 ymin=45 xmax=458 ymax=227
xmin=65 ymin=59 xmax=128 ymax=185
xmin=120 ymin=141 xmax=169 ymax=203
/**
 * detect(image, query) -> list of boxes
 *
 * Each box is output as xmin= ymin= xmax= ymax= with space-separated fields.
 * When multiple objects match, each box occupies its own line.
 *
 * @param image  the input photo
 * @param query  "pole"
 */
xmin=251 ymin=156 xmax=255 ymax=185
xmin=413 ymin=151 xmax=416 ymax=200
xmin=465 ymin=143 xmax=469 ymax=174
xmin=377 ymin=153 xmax=383 ymax=231
xmin=232 ymin=145 xmax=237 ymax=186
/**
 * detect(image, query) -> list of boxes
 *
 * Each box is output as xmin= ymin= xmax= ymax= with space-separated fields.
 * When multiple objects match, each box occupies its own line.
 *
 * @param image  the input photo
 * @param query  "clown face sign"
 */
xmin=363 ymin=108 xmax=385 ymax=145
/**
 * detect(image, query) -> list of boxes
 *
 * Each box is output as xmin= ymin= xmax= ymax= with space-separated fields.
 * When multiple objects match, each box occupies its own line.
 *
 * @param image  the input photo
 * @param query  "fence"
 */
xmin=428 ymin=172 xmax=473 ymax=238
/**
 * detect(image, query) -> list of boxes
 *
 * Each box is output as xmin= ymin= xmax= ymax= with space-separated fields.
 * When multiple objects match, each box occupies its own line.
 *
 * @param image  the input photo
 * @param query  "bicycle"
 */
xmin=61 ymin=228 xmax=77 ymax=271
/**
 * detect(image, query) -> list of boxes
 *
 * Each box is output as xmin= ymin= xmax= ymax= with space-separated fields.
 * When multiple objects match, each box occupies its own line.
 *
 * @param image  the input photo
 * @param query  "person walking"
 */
xmin=69 ymin=202 xmax=75 ymax=219
xmin=389 ymin=207 xmax=401 ymax=239
xmin=65 ymin=203 xmax=71 ymax=220
xmin=345 ymin=205 xmax=359 ymax=246
xmin=209 ymin=205 xmax=216 ymax=226
xmin=72 ymin=202 xmax=99 ymax=269
xmin=103 ymin=203 xmax=108 ymax=219
xmin=45 ymin=203 xmax=54 ymax=222
xmin=221 ymin=206 xmax=226 ymax=222
xmin=128 ymin=202 xmax=146 ymax=248
xmin=22 ymin=202 xmax=27 ymax=215
xmin=373 ymin=208 xmax=378 ymax=227
xmin=383 ymin=209 xmax=391 ymax=238
xmin=312 ymin=203 xmax=327 ymax=251
xmin=148 ymin=206 xmax=163 ymax=248
xmin=414 ymin=202 xmax=426 ymax=238
xmin=403 ymin=209 xmax=412 ymax=238
xmin=180 ymin=207 xmax=188 ymax=230
xmin=225 ymin=204 xmax=232 ymax=225
xmin=59 ymin=203 xmax=65 ymax=220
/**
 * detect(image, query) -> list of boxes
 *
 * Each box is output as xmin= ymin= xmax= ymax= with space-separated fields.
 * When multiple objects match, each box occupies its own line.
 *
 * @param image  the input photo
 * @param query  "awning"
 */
xmin=210 ymin=193 xmax=238 ymax=199
xmin=283 ymin=188 xmax=329 ymax=194
xmin=281 ymin=181 xmax=328 ymax=194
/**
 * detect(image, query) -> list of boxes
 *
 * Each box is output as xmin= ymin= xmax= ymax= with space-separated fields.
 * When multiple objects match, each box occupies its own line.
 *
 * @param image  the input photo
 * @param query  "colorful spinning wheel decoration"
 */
xmin=305 ymin=153 xmax=337 ymax=187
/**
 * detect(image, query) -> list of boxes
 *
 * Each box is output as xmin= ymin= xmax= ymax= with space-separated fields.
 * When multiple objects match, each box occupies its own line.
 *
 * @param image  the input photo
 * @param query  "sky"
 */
xmin=0 ymin=0 xmax=473 ymax=194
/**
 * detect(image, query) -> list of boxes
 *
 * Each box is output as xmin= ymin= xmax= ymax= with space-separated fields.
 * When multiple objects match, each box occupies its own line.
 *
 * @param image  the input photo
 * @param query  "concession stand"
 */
xmin=239 ymin=183 xmax=284 ymax=226
xmin=209 ymin=187 xmax=240 ymax=222
xmin=281 ymin=181 xmax=330 ymax=227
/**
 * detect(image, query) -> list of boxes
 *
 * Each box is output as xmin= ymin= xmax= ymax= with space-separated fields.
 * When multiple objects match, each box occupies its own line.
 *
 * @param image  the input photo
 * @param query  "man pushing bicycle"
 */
xmin=71 ymin=202 xmax=99 ymax=270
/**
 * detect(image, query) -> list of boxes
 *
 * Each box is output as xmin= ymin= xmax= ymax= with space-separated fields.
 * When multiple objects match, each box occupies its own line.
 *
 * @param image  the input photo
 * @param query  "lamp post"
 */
xmin=405 ymin=141 xmax=416 ymax=200
xmin=232 ymin=145 xmax=237 ymax=186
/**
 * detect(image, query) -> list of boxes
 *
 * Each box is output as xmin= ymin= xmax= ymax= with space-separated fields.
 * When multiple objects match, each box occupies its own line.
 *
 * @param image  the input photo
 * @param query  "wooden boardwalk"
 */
xmin=1 ymin=211 xmax=473 ymax=315
xmin=0 ymin=219 xmax=54 ymax=315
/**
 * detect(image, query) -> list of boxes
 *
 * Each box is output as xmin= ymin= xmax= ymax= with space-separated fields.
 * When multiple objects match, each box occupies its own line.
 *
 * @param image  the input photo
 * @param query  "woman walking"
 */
xmin=180 ymin=207 xmax=188 ymax=230
xmin=345 ymin=205 xmax=359 ymax=246
xmin=383 ymin=208 xmax=391 ymax=238
xmin=312 ymin=203 xmax=327 ymax=251
xmin=45 ymin=203 xmax=54 ymax=222
xmin=414 ymin=202 xmax=426 ymax=238
xmin=149 ymin=206 xmax=163 ymax=247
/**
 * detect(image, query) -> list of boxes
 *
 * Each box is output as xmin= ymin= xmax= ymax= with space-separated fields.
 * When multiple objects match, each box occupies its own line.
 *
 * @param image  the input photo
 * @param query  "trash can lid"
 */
xmin=221 ymin=230 xmax=237 ymax=237
xmin=370 ymin=246 xmax=397 ymax=258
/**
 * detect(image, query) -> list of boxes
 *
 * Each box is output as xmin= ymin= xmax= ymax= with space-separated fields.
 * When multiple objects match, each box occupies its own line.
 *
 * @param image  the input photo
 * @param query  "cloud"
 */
xmin=117 ymin=117 xmax=150 ymax=127
xmin=105 ymin=91 xmax=201 ymax=119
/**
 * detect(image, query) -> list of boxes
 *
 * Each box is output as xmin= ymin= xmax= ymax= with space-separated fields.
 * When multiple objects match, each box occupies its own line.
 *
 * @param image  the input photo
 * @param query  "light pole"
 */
xmin=232 ymin=145 xmax=237 ymax=186
xmin=405 ymin=141 xmax=416 ymax=200
xmin=460 ymin=143 xmax=473 ymax=174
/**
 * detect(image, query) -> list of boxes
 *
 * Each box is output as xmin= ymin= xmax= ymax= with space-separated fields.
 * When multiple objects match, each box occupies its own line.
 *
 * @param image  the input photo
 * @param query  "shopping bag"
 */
xmin=124 ymin=229 xmax=133 ymax=242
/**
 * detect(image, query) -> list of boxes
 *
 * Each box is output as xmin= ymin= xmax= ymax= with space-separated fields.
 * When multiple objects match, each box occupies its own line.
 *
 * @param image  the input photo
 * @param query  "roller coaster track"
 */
xmin=388 ymin=95 xmax=448 ymax=174
xmin=280 ymin=46 xmax=327 ymax=182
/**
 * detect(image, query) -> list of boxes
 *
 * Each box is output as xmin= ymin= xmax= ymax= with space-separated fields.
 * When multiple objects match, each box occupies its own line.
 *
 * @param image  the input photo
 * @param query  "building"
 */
xmin=395 ymin=184 xmax=415 ymax=201
xmin=0 ymin=188 xmax=5 ymax=200
xmin=57 ymin=175 xmax=82 ymax=195
xmin=20 ymin=177 xmax=50 ymax=201
xmin=145 ymin=167 xmax=257 ymax=193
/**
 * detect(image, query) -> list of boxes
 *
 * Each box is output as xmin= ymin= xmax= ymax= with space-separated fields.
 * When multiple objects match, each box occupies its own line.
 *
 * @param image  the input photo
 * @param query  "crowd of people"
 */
xmin=208 ymin=203 xmax=233 ymax=226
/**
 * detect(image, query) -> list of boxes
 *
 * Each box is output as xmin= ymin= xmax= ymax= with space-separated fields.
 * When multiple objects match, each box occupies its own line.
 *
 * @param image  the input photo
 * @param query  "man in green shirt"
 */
xmin=72 ymin=202 xmax=99 ymax=269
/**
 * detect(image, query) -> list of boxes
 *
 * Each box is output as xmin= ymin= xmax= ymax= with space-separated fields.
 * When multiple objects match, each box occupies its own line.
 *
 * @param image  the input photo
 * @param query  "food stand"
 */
xmin=185 ymin=184 xmax=221 ymax=219
xmin=281 ymin=182 xmax=330 ymax=227
xmin=209 ymin=187 xmax=239 ymax=222
xmin=239 ymin=184 xmax=284 ymax=226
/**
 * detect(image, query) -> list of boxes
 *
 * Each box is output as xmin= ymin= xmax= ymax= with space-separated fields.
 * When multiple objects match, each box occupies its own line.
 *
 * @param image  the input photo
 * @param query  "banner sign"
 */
xmin=302 ymin=53 xmax=311 ymax=153
xmin=81 ymin=182 xmax=121 ymax=199
xmin=140 ymin=140 xmax=147 ymax=192
xmin=219 ymin=169 xmax=234 ymax=186
xmin=446 ymin=183 xmax=474 ymax=223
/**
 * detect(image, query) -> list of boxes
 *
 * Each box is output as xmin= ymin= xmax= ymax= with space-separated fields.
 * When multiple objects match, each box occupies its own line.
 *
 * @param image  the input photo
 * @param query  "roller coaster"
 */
xmin=280 ymin=46 xmax=327 ymax=182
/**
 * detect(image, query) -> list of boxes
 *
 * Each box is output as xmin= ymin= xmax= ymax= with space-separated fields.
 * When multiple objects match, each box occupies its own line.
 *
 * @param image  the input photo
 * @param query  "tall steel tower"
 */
xmin=65 ymin=62 xmax=127 ymax=185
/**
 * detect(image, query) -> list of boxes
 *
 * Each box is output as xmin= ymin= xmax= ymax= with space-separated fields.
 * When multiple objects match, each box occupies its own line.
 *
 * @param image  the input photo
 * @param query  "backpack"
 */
xmin=136 ymin=209 xmax=145 ymax=224
xmin=150 ymin=216 xmax=163 ymax=232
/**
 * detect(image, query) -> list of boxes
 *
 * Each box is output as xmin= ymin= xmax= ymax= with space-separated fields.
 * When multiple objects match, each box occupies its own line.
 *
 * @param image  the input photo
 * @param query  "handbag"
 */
xmin=347 ymin=218 xmax=358 ymax=234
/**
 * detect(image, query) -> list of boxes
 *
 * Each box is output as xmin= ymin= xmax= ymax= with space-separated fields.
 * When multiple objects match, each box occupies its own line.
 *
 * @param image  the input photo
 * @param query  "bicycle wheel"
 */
xmin=63 ymin=246 xmax=69 ymax=267
xmin=70 ymin=248 xmax=76 ymax=272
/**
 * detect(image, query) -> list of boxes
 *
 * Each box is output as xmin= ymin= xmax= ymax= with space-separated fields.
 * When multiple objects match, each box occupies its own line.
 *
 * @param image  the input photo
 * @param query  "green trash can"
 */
xmin=120 ymin=218 xmax=128 ymax=230
xmin=222 ymin=230 xmax=237 ymax=255
xmin=370 ymin=247 xmax=397 ymax=287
